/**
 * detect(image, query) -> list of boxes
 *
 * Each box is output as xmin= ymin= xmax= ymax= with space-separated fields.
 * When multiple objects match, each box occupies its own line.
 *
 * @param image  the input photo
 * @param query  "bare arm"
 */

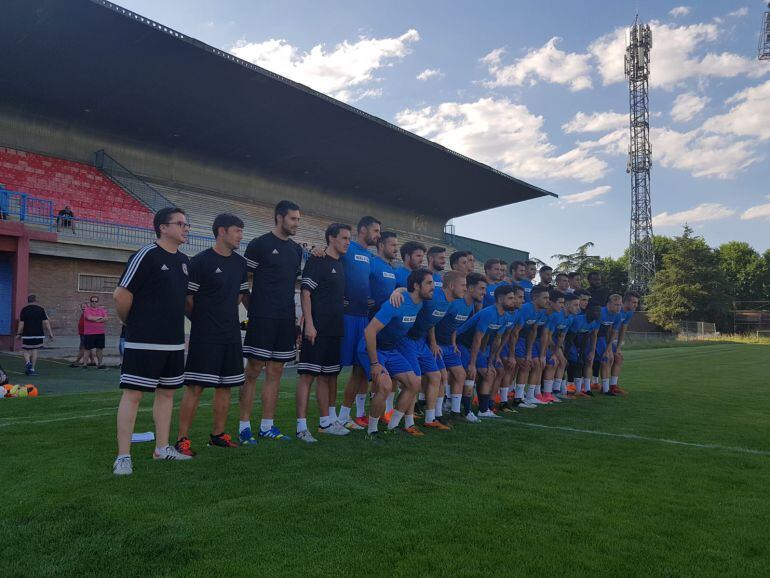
xmin=43 ymin=319 xmax=54 ymax=339
xmin=113 ymin=287 xmax=134 ymax=324
xmin=300 ymin=288 xmax=316 ymax=344
xmin=185 ymin=295 xmax=194 ymax=319
xmin=16 ymin=320 xmax=24 ymax=338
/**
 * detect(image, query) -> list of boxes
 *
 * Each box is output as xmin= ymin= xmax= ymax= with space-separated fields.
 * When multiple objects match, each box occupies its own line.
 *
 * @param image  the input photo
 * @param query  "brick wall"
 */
xmin=28 ymin=255 xmax=125 ymax=336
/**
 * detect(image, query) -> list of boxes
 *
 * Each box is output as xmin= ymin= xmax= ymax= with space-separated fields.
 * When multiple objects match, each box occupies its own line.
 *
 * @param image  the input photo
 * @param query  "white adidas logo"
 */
xmin=272 ymin=249 xmax=279 ymax=254
xmin=331 ymin=268 xmax=336 ymax=273
xmin=161 ymin=264 xmax=169 ymax=271
xmin=215 ymin=268 xmax=223 ymax=273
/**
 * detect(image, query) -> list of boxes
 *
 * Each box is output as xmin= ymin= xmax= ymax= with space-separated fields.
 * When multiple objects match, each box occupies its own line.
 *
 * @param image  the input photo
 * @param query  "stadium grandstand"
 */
xmin=0 ymin=0 xmax=553 ymax=348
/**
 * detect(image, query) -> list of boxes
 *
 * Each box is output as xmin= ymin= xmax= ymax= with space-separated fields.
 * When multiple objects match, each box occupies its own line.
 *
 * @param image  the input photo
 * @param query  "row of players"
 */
xmin=112 ymin=202 xmax=637 ymax=475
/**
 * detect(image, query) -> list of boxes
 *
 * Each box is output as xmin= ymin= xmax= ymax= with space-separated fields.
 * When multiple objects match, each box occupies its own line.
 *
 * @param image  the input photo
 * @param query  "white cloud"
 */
xmin=395 ymin=97 xmax=608 ymax=182
xmin=560 ymin=185 xmax=611 ymax=204
xmin=728 ymin=7 xmax=748 ymax=18
xmin=703 ymin=79 xmax=770 ymax=141
xmin=670 ymin=92 xmax=710 ymax=122
xmin=562 ymin=111 xmax=627 ymax=133
xmin=482 ymin=38 xmax=593 ymax=92
xmin=653 ymin=203 xmax=735 ymax=228
xmin=669 ymin=6 xmax=691 ymax=18
xmin=589 ymin=21 xmax=768 ymax=89
xmin=741 ymin=196 xmax=770 ymax=221
xmin=230 ymin=29 xmax=420 ymax=102
xmin=416 ymin=68 xmax=443 ymax=81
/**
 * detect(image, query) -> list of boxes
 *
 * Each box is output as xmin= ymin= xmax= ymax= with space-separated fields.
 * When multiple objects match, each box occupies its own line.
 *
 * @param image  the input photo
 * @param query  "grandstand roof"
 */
xmin=0 ymin=0 xmax=555 ymax=222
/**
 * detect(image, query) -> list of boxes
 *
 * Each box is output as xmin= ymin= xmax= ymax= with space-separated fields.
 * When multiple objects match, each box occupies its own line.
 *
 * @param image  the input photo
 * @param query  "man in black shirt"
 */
xmin=239 ymin=200 xmax=303 ymax=443
xmin=586 ymin=270 xmax=609 ymax=309
xmin=174 ymin=214 xmax=250 ymax=456
xmin=295 ymin=223 xmax=352 ymax=442
xmin=16 ymin=294 xmax=54 ymax=375
xmin=56 ymin=205 xmax=76 ymax=234
xmin=112 ymin=207 xmax=192 ymax=476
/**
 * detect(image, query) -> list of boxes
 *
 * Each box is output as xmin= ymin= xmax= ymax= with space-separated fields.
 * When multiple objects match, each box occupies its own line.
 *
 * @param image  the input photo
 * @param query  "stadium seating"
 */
xmin=0 ymin=147 xmax=153 ymax=227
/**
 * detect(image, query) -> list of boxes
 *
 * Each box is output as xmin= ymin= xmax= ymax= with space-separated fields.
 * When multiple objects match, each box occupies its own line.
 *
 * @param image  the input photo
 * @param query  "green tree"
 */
xmin=646 ymin=226 xmax=729 ymax=331
xmin=551 ymin=242 xmax=601 ymax=275
xmin=716 ymin=241 xmax=767 ymax=304
xmin=595 ymin=256 xmax=628 ymax=295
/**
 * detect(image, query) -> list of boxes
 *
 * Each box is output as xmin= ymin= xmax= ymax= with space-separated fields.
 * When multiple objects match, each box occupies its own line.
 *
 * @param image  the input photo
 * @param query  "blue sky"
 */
xmin=118 ymin=0 xmax=770 ymax=263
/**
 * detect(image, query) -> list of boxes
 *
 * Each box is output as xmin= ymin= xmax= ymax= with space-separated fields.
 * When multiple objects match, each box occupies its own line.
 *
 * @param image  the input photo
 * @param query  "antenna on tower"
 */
xmin=624 ymin=16 xmax=655 ymax=293
xmin=759 ymin=2 xmax=770 ymax=60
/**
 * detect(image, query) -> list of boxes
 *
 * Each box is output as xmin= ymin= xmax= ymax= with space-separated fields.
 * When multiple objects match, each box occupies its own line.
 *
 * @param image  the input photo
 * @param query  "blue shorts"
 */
xmin=340 ymin=315 xmax=368 ymax=367
xmin=396 ymin=337 xmax=439 ymax=377
xmin=356 ymin=339 xmax=417 ymax=380
xmin=515 ymin=338 xmax=540 ymax=360
xmin=458 ymin=343 xmax=471 ymax=369
xmin=439 ymin=344 xmax=463 ymax=368
xmin=566 ymin=343 xmax=578 ymax=364
xmin=596 ymin=336 xmax=612 ymax=363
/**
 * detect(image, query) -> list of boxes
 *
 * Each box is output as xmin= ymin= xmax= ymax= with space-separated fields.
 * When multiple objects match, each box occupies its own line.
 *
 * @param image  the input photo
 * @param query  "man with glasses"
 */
xmin=112 ymin=207 xmax=192 ymax=476
xmin=82 ymin=295 xmax=108 ymax=369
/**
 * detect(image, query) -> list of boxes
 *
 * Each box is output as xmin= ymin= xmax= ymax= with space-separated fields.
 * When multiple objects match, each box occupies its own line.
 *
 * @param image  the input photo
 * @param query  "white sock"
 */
xmin=156 ymin=445 xmax=169 ymax=454
xmin=404 ymin=414 xmax=415 ymax=428
xmin=536 ymin=384 xmax=542 ymax=396
xmin=239 ymin=420 xmax=251 ymax=434
xmin=385 ymin=392 xmax=395 ymax=413
xmin=355 ymin=394 xmax=367 ymax=418
xmin=368 ymin=417 xmax=379 ymax=434
xmin=584 ymin=379 xmax=592 ymax=392
xmin=435 ymin=397 xmax=444 ymax=417
xmin=526 ymin=385 xmax=537 ymax=402
xmin=602 ymin=378 xmax=610 ymax=393
xmin=117 ymin=453 xmax=130 ymax=459
xmin=575 ymin=377 xmax=583 ymax=391
xmin=515 ymin=384 xmax=525 ymax=399
xmin=543 ymin=380 xmax=553 ymax=394
xmin=388 ymin=410 xmax=405 ymax=429
xmin=418 ymin=392 xmax=426 ymax=401
xmin=296 ymin=418 xmax=307 ymax=433
xmin=338 ymin=405 xmax=351 ymax=423
xmin=425 ymin=408 xmax=436 ymax=423
xmin=328 ymin=406 xmax=338 ymax=422
xmin=451 ymin=393 xmax=462 ymax=412
xmin=260 ymin=419 xmax=273 ymax=433
xmin=319 ymin=415 xmax=332 ymax=428
xmin=500 ymin=387 xmax=510 ymax=402
xmin=444 ymin=383 xmax=451 ymax=397
xmin=610 ymin=376 xmax=618 ymax=386
xmin=553 ymin=379 xmax=562 ymax=393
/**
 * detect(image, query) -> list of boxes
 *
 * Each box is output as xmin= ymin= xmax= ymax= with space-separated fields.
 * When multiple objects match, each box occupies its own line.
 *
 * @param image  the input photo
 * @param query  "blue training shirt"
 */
xmin=614 ymin=309 xmax=635 ymax=331
xmin=519 ymin=279 xmax=534 ymax=302
xmin=516 ymin=302 xmax=547 ymax=339
xmin=598 ymin=306 xmax=621 ymax=338
xmin=369 ymin=255 xmax=397 ymax=309
xmin=394 ymin=266 xmax=410 ymax=288
xmin=570 ymin=314 xmax=600 ymax=335
xmin=434 ymin=298 xmax=474 ymax=346
xmin=342 ymin=241 xmax=372 ymax=317
xmin=456 ymin=305 xmax=507 ymax=348
xmin=373 ymin=293 xmax=423 ymax=350
xmin=482 ymin=281 xmax=507 ymax=308
xmin=547 ymin=310 xmax=573 ymax=343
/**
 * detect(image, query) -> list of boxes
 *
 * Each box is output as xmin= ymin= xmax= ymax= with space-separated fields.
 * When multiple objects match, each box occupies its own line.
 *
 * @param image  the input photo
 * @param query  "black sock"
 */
xmin=461 ymin=395 xmax=472 ymax=413
xmin=478 ymin=394 xmax=490 ymax=412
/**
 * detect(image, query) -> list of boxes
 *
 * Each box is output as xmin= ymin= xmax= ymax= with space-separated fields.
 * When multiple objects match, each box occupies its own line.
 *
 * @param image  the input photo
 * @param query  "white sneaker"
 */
xmin=478 ymin=409 xmax=502 ymax=419
xmin=518 ymin=401 xmax=538 ymax=409
xmin=530 ymin=397 xmax=548 ymax=405
xmin=112 ymin=456 xmax=133 ymax=475
xmin=153 ymin=445 xmax=192 ymax=461
xmin=343 ymin=419 xmax=365 ymax=430
xmin=465 ymin=411 xmax=481 ymax=423
xmin=318 ymin=422 xmax=351 ymax=436
xmin=296 ymin=430 xmax=318 ymax=443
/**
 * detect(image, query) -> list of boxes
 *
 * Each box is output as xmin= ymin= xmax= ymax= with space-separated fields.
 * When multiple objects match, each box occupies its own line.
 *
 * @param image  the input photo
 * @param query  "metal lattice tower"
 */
xmin=624 ymin=17 xmax=655 ymax=293
xmin=759 ymin=3 xmax=770 ymax=60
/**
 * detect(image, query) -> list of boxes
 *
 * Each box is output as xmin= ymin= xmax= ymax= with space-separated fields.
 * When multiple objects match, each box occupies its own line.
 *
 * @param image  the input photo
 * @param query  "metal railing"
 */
xmin=0 ymin=189 xmax=54 ymax=229
xmin=93 ymin=149 xmax=174 ymax=213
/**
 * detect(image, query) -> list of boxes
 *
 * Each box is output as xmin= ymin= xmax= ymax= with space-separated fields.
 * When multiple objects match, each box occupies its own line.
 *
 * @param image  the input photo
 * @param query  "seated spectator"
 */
xmin=56 ymin=205 xmax=76 ymax=233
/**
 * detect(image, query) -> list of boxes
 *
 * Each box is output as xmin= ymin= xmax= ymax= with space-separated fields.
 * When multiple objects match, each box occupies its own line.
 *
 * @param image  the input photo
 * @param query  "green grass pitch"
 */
xmin=1 ymin=343 xmax=769 ymax=576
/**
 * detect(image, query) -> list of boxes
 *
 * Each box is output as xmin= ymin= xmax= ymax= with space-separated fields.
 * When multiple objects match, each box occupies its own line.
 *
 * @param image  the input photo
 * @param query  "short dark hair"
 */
xmin=574 ymin=289 xmax=590 ymax=297
xmin=555 ymin=272 xmax=568 ymax=281
xmin=587 ymin=270 xmax=601 ymax=280
xmin=449 ymin=250 xmax=470 ymax=268
xmin=484 ymin=258 xmax=501 ymax=272
xmin=624 ymin=291 xmax=641 ymax=302
xmin=539 ymin=265 xmax=553 ymax=273
xmin=357 ymin=216 xmax=381 ymax=233
xmin=27 ymin=294 xmax=36 ymax=303
xmin=494 ymin=285 xmax=515 ymax=300
xmin=274 ymin=200 xmax=300 ymax=224
xmin=565 ymin=293 xmax=579 ymax=303
xmin=153 ymin=207 xmax=186 ymax=238
xmin=549 ymin=289 xmax=565 ymax=301
xmin=525 ymin=260 xmax=537 ymax=267
xmin=509 ymin=260 xmax=525 ymax=274
xmin=377 ymin=231 xmax=397 ymax=247
xmin=510 ymin=284 xmax=524 ymax=295
xmin=406 ymin=268 xmax=431 ymax=293
xmin=531 ymin=286 xmax=548 ymax=299
xmin=212 ymin=213 xmax=244 ymax=238
xmin=325 ymin=222 xmax=351 ymax=244
xmin=466 ymin=272 xmax=486 ymax=287
xmin=568 ymin=272 xmax=581 ymax=279
xmin=400 ymin=240 xmax=427 ymax=261
xmin=427 ymin=246 xmax=446 ymax=259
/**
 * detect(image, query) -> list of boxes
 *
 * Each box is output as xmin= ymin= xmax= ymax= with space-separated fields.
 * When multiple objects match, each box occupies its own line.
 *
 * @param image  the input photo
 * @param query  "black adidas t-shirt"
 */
xmin=187 ymin=248 xmax=249 ymax=344
xmin=244 ymin=232 xmax=302 ymax=320
xmin=19 ymin=304 xmax=48 ymax=337
xmin=118 ymin=243 xmax=189 ymax=346
xmin=300 ymin=254 xmax=345 ymax=336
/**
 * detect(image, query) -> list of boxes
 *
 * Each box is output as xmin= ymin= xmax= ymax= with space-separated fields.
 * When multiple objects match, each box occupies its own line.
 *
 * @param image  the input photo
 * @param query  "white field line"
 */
xmin=499 ymin=420 xmax=770 ymax=457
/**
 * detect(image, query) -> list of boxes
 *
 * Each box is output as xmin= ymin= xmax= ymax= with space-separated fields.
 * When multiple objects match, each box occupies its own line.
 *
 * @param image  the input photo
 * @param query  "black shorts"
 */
xmin=83 ymin=334 xmax=106 ymax=350
xmin=119 ymin=346 xmax=185 ymax=392
xmin=184 ymin=340 xmax=245 ymax=388
xmin=243 ymin=317 xmax=296 ymax=363
xmin=297 ymin=336 xmax=342 ymax=376
xmin=79 ymin=335 xmax=85 ymax=348
xmin=21 ymin=337 xmax=44 ymax=350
